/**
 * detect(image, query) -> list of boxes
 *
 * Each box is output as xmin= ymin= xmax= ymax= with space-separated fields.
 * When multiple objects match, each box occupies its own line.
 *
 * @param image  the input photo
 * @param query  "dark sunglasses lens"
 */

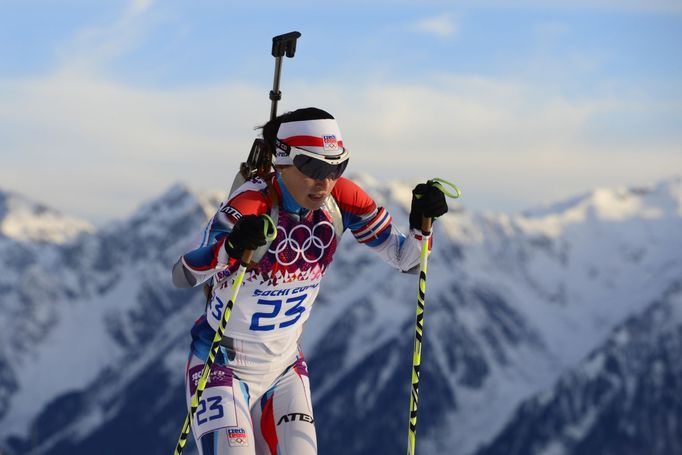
xmin=293 ymin=155 xmax=349 ymax=180
xmin=333 ymin=158 xmax=349 ymax=179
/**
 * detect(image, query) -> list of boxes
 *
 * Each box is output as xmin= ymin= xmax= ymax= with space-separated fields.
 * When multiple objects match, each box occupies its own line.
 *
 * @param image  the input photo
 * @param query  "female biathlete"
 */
xmin=172 ymin=107 xmax=447 ymax=454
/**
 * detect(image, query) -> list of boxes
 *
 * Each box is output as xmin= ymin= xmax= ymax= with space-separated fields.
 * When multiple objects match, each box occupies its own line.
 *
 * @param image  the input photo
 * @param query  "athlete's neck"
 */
xmin=276 ymin=173 xmax=309 ymax=216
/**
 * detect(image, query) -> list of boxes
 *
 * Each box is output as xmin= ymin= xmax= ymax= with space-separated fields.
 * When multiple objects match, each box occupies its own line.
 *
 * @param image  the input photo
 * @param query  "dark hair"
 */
xmin=261 ymin=107 xmax=334 ymax=151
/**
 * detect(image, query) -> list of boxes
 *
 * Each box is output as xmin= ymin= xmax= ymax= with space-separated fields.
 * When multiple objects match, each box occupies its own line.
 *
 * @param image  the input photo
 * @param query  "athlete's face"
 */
xmin=278 ymin=165 xmax=338 ymax=210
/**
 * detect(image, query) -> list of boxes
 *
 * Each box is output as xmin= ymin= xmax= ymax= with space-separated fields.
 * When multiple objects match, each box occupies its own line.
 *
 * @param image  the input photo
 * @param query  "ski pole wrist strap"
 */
xmin=428 ymin=177 xmax=461 ymax=199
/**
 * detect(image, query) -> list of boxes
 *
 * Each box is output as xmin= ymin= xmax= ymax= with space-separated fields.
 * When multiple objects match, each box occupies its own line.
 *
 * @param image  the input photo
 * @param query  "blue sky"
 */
xmin=1 ymin=0 xmax=681 ymax=223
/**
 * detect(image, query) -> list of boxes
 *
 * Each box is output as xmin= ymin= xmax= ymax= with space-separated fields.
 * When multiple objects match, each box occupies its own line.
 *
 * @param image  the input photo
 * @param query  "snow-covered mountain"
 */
xmin=0 ymin=189 xmax=93 ymax=244
xmin=475 ymin=280 xmax=682 ymax=455
xmin=0 ymin=175 xmax=680 ymax=455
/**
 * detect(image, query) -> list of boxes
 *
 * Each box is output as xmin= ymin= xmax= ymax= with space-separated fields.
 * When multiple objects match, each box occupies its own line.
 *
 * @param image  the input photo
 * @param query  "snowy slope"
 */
xmin=308 ymin=175 xmax=682 ymax=454
xmin=476 ymin=280 xmax=682 ymax=455
xmin=0 ymin=175 xmax=680 ymax=455
xmin=0 ymin=184 xmax=223 ymax=454
xmin=0 ymin=188 xmax=95 ymax=435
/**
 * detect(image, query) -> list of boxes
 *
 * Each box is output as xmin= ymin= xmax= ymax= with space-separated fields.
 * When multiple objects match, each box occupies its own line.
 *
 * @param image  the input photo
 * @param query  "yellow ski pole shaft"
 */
xmin=173 ymin=215 xmax=276 ymax=455
xmin=407 ymin=217 xmax=432 ymax=455
xmin=406 ymin=178 xmax=460 ymax=455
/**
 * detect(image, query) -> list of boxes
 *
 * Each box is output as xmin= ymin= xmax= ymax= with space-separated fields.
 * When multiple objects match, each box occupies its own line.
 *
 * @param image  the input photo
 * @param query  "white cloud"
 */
xmin=410 ymin=13 xmax=458 ymax=39
xmin=54 ymin=0 xmax=156 ymax=75
xmin=456 ymin=0 xmax=682 ymax=13
xmin=581 ymin=0 xmax=682 ymax=12
xmin=1 ymin=1 xmax=679 ymax=221
xmin=0 ymin=71 xmax=266 ymax=222
xmin=2 ymin=69 xmax=680 ymax=223
xmin=127 ymin=0 xmax=155 ymax=17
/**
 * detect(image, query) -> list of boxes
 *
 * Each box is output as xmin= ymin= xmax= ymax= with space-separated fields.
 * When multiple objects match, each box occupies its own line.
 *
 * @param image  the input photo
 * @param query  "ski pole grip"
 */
xmin=241 ymin=249 xmax=254 ymax=264
xmin=421 ymin=217 xmax=433 ymax=235
xmin=239 ymin=214 xmax=277 ymax=265
xmin=421 ymin=177 xmax=462 ymax=236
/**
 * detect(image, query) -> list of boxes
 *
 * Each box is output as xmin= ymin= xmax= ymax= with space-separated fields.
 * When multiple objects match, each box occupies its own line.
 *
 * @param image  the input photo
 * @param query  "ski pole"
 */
xmin=173 ymin=215 xmax=277 ymax=455
xmin=407 ymin=178 xmax=461 ymax=455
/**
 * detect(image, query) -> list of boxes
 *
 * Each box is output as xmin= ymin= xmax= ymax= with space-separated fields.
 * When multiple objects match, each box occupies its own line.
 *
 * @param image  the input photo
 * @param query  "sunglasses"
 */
xmin=277 ymin=141 xmax=350 ymax=180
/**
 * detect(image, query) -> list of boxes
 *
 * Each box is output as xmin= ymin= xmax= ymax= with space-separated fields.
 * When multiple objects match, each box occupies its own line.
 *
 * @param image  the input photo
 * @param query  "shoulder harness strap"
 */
xmin=249 ymin=177 xmax=280 ymax=264
xmin=323 ymin=194 xmax=344 ymax=245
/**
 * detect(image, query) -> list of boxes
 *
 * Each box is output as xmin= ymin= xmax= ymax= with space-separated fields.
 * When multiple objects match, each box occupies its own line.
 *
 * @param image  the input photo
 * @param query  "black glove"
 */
xmin=409 ymin=181 xmax=448 ymax=230
xmin=225 ymin=215 xmax=268 ymax=259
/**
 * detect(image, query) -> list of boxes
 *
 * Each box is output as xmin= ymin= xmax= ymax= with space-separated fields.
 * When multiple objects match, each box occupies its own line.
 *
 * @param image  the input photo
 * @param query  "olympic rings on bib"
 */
xmin=268 ymin=221 xmax=335 ymax=266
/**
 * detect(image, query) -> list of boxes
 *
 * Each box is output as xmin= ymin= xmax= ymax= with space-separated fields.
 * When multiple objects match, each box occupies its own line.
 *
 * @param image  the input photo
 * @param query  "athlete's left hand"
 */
xmin=409 ymin=181 xmax=448 ymax=229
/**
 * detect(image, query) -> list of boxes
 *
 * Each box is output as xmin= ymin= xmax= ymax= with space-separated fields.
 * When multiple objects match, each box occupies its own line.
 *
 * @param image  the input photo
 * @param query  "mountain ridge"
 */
xmin=0 ymin=187 xmax=94 ymax=244
xmin=0 ymin=175 xmax=680 ymax=455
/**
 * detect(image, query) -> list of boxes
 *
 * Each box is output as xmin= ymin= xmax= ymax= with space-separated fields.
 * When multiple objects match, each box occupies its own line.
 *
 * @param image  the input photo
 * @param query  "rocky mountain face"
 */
xmin=0 ymin=175 xmax=680 ymax=455
xmin=476 ymin=280 xmax=682 ymax=455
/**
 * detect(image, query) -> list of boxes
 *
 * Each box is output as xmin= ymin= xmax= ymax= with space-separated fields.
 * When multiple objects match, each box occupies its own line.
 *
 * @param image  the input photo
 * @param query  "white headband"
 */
xmin=273 ymin=118 xmax=345 ymax=165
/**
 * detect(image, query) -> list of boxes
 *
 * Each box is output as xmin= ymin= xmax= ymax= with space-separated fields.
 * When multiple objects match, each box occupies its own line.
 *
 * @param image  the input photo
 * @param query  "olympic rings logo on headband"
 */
xmin=268 ymin=221 xmax=335 ymax=266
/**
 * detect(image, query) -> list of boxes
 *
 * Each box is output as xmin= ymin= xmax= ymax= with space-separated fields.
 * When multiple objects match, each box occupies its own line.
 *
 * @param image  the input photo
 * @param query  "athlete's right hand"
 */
xmin=224 ymin=215 xmax=268 ymax=258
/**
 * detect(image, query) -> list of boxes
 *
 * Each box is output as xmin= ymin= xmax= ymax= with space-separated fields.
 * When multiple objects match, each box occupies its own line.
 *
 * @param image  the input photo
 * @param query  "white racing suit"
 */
xmin=173 ymin=174 xmax=430 ymax=454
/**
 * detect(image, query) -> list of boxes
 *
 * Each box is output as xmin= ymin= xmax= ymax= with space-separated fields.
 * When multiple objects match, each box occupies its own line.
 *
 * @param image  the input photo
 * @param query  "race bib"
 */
xmin=187 ymin=363 xmax=238 ymax=437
